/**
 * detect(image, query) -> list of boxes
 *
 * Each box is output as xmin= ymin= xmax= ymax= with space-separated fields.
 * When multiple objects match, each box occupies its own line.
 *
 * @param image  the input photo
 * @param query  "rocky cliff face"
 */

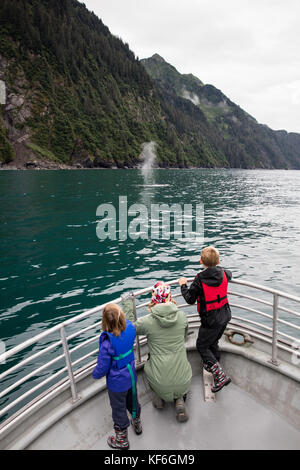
xmin=0 ymin=0 xmax=167 ymax=169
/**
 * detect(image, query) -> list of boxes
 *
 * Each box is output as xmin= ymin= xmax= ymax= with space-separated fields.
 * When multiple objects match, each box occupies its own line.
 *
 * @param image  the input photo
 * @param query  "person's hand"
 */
xmin=178 ymin=277 xmax=188 ymax=286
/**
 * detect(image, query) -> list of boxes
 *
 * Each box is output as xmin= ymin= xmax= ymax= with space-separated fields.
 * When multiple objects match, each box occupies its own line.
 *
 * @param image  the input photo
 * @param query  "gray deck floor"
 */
xmin=27 ymin=374 xmax=300 ymax=450
xmin=95 ymin=375 xmax=300 ymax=450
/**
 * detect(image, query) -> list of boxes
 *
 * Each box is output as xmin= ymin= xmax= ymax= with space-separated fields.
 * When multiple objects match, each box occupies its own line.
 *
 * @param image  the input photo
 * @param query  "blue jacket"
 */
xmin=92 ymin=319 xmax=137 ymax=392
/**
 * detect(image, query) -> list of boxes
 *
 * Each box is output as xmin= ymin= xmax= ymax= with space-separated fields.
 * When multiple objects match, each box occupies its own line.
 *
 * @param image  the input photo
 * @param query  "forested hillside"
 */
xmin=0 ymin=0 xmax=162 ymax=167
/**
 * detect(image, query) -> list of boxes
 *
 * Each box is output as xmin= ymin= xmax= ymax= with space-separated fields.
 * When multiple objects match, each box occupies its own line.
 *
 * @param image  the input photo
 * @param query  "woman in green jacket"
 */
xmin=122 ymin=281 xmax=192 ymax=422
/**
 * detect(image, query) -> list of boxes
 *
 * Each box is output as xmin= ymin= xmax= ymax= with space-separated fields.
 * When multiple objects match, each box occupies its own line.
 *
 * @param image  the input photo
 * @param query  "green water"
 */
xmin=1 ymin=169 xmax=300 ymax=348
xmin=1 ymin=169 xmax=300 ymax=421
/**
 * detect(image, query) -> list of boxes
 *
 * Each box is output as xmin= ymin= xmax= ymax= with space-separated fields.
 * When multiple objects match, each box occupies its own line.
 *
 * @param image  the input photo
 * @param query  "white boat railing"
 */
xmin=0 ymin=278 xmax=299 ymax=427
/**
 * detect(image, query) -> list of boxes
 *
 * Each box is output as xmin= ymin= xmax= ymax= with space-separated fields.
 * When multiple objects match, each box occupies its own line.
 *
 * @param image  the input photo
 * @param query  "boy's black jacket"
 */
xmin=181 ymin=266 xmax=232 ymax=321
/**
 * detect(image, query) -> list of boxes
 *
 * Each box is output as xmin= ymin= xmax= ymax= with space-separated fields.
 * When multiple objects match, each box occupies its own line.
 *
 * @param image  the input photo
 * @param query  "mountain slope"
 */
xmin=0 ymin=0 xmax=231 ymax=169
xmin=0 ymin=1 xmax=299 ymax=169
xmin=141 ymin=54 xmax=300 ymax=169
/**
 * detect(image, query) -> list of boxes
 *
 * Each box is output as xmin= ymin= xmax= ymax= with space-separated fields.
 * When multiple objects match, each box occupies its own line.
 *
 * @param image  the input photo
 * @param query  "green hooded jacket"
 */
xmin=122 ymin=299 xmax=192 ymax=402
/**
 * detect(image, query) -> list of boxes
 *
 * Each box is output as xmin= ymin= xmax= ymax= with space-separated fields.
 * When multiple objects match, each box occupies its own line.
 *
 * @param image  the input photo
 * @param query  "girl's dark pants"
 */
xmin=108 ymin=387 xmax=141 ymax=430
xmin=196 ymin=306 xmax=231 ymax=367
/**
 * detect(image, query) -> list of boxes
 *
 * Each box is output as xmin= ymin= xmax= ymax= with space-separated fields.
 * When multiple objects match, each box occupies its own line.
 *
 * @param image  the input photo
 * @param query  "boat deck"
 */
xmin=27 ymin=373 xmax=300 ymax=450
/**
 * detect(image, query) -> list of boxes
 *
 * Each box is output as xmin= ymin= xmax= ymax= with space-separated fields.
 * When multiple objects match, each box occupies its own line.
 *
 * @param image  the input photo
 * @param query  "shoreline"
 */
xmin=0 ymin=161 xmax=294 ymax=171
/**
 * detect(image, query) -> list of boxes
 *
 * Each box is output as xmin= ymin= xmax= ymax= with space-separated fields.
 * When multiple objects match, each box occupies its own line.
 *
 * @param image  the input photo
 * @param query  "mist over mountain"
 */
xmin=0 ymin=0 xmax=299 ymax=169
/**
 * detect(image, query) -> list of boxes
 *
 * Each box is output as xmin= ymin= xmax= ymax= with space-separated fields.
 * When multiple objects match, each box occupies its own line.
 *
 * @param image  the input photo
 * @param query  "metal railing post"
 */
xmin=60 ymin=325 xmax=80 ymax=403
xmin=270 ymin=293 xmax=279 ymax=366
xmin=132 ymin=296 xmax=142 ymax=363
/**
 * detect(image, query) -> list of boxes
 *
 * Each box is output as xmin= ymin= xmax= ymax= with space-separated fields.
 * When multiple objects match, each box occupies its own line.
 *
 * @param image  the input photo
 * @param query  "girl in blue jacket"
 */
xmin=92 ymin=303 xmax=142 ymax=450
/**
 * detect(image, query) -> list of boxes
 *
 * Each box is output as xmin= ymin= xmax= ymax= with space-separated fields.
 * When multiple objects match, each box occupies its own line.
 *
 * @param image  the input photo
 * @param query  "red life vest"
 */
xmin=197 ymin=270 xmax=228 ymax=314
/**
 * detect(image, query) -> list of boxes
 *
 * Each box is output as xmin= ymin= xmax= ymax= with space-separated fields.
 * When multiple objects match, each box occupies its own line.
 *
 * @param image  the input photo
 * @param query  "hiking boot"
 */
xmin=152 ymin=392 xmax=165 ymax=409
xmin=107 ymin=426 xmax=129 ymax=450
xmin=175 ymin=397 xmax=189 ymax=422
xmin=131 ymin=416 xmax=143 ymax=435
xmin=210 ymin=362 xmax=231 ymax=393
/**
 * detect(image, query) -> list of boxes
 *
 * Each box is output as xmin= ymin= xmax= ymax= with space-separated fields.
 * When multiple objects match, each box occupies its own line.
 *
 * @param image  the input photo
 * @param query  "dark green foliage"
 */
xmin=0 ymin=110 xmax=15 ymax=163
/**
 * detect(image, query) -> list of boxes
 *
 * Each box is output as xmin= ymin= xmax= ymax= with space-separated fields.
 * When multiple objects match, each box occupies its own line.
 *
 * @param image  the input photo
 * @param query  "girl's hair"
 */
xmin=148 ymin=299 xmax=177 ymax=311
xmin=102 ymin=303 xmax=126 ymax=336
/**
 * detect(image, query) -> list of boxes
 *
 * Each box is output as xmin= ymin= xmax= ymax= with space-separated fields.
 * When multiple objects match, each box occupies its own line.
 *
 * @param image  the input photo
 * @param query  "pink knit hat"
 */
xmin=151 ymin=281 xmax=172 ymax=304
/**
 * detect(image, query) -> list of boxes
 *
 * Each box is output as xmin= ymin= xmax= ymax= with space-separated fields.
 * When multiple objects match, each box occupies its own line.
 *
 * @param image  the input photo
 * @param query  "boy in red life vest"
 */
xmin=178 ymin=246 xmax=232 ymax=393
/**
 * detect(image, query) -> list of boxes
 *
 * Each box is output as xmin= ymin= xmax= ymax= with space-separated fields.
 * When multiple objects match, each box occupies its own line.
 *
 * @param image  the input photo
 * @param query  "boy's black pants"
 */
xmin=196 ymin=320 xmax=228 ymax=367
xmin=108 ymin=387 xmax=141 ymax=430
